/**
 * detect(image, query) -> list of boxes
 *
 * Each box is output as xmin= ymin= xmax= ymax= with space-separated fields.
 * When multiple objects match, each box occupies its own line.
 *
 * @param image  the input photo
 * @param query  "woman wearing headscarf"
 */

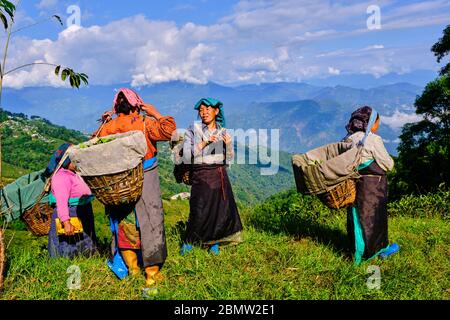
xmin=181 ymin=98 xmax=243 ymax=256
xmin=95 ymin=88 xmax=176 ymax=287
xmin=46 ymin=143 xmax=97 ymax=258
xmin=344 ymin=106 xmax=399 ymax=264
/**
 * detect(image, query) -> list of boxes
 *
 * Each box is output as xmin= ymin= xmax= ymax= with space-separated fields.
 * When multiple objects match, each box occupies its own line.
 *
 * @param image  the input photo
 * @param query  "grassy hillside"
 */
xmin=1 ymin=191 xmax=448 ymax=300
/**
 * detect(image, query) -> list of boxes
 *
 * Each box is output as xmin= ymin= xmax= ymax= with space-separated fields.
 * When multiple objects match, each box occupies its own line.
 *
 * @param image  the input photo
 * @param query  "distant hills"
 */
xmin=2 ymin=80 xmax=425 ymax=154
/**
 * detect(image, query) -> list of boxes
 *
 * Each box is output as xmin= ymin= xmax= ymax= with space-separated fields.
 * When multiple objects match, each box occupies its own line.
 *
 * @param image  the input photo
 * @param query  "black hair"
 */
xmin=115 ymin=92 xmax=133 ymax=115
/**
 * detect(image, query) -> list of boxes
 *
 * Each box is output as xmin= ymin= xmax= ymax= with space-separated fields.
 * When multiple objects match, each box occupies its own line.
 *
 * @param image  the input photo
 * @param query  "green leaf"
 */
xmin=61 ymin=69 xmax=69 ymax=81
xmin=1 ymin=0 xmax=15 ymax=20
xmin=79 ymin=73 xmax=89 ymax=85
xmin=0 ymin=12 xmax=7 ymax=29
xmin=54 ymin=65 xmax=61 ymax=76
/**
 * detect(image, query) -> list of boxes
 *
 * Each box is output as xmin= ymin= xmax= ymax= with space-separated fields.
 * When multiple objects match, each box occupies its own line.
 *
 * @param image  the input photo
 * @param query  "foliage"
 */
xmin=0 ymin=109 xmax=86 ymax=171
xmin=390 ymin=27 xmax=450 ymax=199
xmin=0 ymin=0 xmax=15 ymax=29
xmin=432 ymin=24 xmax=450 ymax=76
xmin=249 ymin=189 xmax=449 ymax=237
xmin=54 ymin=66 xmax=89 ymax=89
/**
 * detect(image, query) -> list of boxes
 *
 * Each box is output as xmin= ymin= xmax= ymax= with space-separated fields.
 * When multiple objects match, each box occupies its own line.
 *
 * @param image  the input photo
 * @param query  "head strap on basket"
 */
xmin=358 ymin=108 xmax=378 ymax=147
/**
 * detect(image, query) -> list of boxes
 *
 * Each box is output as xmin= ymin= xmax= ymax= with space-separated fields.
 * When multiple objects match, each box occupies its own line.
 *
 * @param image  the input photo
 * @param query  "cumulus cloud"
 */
xmin=3 ymin=0 xmax=447 ymax=87
xmin=381 ymin=110 xmax=423 ymax=130
xmin=328 ymin=67 xmax=340 ymax=75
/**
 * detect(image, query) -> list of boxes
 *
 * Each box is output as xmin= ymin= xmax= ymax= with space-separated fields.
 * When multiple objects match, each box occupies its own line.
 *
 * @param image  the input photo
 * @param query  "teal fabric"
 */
xmin=365 ymin=246 xmax=391 ymax=263
xmin=352 ymin=206 xmax=366 ymax=265
xmin=1 ymin=170 xmax=48 ymax=222
xmin=194 ymin=98 xmax=226 ymax=127
xmin=357 ymin=159 xmax=374 ymax=171
xmin=48 ymin=194 xmax=95 ymax=207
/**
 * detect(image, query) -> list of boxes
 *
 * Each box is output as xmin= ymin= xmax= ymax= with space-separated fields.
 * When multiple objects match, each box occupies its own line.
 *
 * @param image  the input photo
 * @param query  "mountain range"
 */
xmin=2 ymin=80 xmax=426 ymax=154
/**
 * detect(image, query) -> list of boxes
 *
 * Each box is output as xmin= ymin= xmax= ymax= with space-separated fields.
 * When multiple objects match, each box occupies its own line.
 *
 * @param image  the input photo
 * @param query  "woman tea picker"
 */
xmin=344 ymin=106 xmax=399 ymax=264
xmin=181 ymin=98 xmax=243 ymax=256
xmin=94 ymin=88 xmax=176 ymax=287
xmin=46 ymin=143 xmax=98 ymax=258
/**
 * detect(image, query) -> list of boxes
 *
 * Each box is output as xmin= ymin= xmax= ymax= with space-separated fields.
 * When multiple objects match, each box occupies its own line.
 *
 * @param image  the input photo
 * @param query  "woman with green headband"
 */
xmin=180 ymin=98 xmax=243 ymax=255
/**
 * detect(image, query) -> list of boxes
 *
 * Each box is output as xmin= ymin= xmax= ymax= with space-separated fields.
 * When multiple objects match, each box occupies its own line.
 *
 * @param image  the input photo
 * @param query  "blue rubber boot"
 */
xmin=180 ymin=244 xmax=193 ymax=256
xmin=209 ymin=243 xmax=220 ymax=255
xmin=380 ymin=243 xmax=400 ymax=259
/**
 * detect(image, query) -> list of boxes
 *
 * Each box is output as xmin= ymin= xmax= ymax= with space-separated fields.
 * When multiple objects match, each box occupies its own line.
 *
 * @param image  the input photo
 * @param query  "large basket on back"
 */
xmin=170 ymin=133 xmax=192 ymax=185
xmin=318 ymin=179 xmax=356 ymax=209
xmin=292 ymin=141 xmax=360 ymax=210
xmin=22 ymin=202 xmax=53 ymax=236
xmin=69 ymin=131 xmax=148 ymax=206
xmin=84 ymin=162 xmax=144 ymax=206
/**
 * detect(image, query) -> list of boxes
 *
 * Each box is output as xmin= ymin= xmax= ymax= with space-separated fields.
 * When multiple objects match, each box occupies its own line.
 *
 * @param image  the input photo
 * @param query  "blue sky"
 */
xmin=3 ymin=0 xmax=450 ymax=88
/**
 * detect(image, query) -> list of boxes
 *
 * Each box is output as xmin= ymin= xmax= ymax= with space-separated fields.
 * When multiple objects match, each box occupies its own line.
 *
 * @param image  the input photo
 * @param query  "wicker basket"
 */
xmin=319 ymin=179 xmax=356 ymax=210
xmin=84 ymin=162 xmax=144 ymax=206
xmin=22 ymin=202 xmax=53 ymax=236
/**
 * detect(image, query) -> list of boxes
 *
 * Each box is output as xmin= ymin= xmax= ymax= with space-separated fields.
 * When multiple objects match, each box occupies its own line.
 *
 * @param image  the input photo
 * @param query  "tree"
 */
xmin=0 ymin=0 xmax=89 ymax=185
xmin=390 ymin=25 xmax=450 ymax=198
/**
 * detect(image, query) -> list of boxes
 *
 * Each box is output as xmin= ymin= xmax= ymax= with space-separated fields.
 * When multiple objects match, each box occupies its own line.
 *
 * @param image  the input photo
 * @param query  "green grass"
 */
xmin=1 ymin=198 xmax=448 ymax=300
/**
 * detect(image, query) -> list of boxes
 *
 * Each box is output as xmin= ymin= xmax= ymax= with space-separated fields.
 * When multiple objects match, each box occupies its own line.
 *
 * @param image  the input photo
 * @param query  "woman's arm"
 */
xmin=141 ymin=103 xmax=176 ymax=141
xmin=51 ymin=173 xmax=72 ymax=223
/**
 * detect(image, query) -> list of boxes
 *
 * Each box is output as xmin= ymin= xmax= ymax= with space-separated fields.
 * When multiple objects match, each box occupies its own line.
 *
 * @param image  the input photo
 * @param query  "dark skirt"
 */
xmin=107 ymin=162 xmax=167 ymax=268
xmin=347 ymin=161 xmax=389 ymax=263
xmin=48 ymin=203 xmax=98 ymax=258
xmin=185 ymin=164 xmax=243 ymax=245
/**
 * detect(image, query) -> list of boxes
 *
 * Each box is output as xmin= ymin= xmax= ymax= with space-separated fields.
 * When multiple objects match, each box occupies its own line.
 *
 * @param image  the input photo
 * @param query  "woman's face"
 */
xmin=198 ymin=104 xmax=219 ymax=125
xmin=68 ymin=162 xmax=77 ymax=172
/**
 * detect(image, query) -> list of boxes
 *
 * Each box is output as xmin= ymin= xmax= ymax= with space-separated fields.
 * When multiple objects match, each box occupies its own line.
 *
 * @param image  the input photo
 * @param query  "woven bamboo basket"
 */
xmin=319 ymin=179 xmax=356 ymax=209
xmin=22 ymin=202 xmax=53 ymax=236
xmin=0 ymin=228 xmax=5 ymax=291
xmin=84 ymin=162 xmax=144 ymax=206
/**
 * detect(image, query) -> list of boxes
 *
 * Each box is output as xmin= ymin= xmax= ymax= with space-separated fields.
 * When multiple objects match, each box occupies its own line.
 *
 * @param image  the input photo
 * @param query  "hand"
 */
xmin=101 ymin=111 xmax=113 ymax=122
xmin=63 ymin=220 xmax=75 ymax=236
xmin=223 ymin=133 xmax=232 ymax=145
xmin=140 ymin=103 xmax=162 ymax=120
xmin=196 ymin=136 xmax=218 ymax=151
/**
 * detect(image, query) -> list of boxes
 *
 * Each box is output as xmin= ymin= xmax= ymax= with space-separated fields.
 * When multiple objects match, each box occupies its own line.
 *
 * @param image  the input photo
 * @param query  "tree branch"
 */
xmin=3 ymin=62 xmax=58 ymax=76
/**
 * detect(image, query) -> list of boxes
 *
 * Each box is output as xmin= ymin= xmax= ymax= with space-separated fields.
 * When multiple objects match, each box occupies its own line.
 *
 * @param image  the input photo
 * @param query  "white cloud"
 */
xmin=2 ymin=0 xmax=446 ymax=87
xmin=381 ymin=110 xmax=423 ymax=130
xmin=36 ymin=0 xmax=58 ymax=10
xmin=364 ymin=44 xmax=384 ymax=50
xmin=328 ymin=67 xmax=340 ymax=75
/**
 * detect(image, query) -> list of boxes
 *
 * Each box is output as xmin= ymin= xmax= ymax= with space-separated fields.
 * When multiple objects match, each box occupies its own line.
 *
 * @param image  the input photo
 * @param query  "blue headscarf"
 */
xmin=44 ymin=143 xmax=72 ymax=178
xmin=194 ymin=98 xmax=226 ymax=128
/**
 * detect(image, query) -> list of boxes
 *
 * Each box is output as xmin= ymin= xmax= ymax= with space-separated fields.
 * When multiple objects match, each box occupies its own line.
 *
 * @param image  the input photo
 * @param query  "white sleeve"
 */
xmin=371 ymin=135 xmax=394 ymax=172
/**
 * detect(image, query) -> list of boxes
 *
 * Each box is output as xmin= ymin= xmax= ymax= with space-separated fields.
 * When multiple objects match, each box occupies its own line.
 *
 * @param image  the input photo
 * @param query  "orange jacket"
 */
xmin=96 ymin=111 xmax=176 ymax=160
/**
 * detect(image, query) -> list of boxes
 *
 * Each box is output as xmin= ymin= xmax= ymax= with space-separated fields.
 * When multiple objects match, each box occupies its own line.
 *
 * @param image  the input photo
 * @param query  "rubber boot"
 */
xmin=145 ymin=265 xmax=164 ymax=287
xmin=209 ymin=243 xmax=220 ymax=255
xmin=120 ymin=250 xmax=140 ymax=275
